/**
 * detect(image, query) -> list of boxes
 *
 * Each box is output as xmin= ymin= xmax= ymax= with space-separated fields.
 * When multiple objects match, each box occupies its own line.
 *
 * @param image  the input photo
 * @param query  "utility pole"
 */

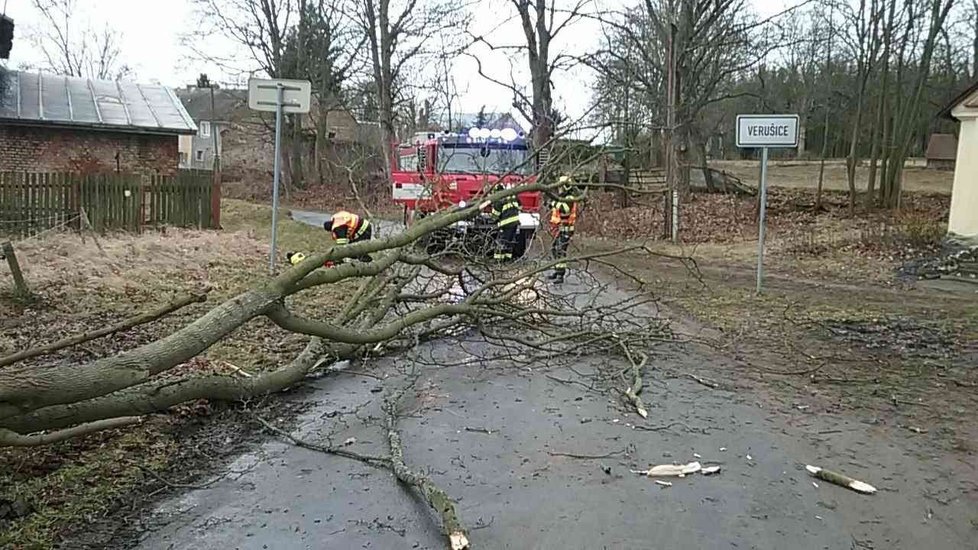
xmin=663 ymin=21 xmax=678 ymax=242
xmin=196 ymin=73 xmax=223 ymax=227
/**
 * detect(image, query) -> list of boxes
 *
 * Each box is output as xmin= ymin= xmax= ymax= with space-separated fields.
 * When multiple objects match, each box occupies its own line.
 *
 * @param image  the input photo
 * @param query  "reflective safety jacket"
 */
xmin=330 ymin=211 xmax=370 ymax=245
xmin=549 ymin=199 xmax=578 ymax=232
xmin=491 ymin=197 xmax=521 ymax=228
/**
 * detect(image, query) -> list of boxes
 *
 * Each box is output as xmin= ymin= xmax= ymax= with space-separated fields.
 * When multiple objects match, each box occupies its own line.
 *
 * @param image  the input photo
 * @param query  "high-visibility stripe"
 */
xmin=335 ymin=238 xmax=349 ymax=245
xmin=498 ymin=215 xmax=520 ymax=227
xmin=354 ymin=220 xmax=371 ymax=238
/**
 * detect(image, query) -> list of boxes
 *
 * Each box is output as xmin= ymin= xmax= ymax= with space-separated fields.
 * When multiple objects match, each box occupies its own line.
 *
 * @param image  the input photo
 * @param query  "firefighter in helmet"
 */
xmin=324 ymin=210 xmax=373 ymax=263
xmin=548 ymin=175 xmax=579 ymax=284
xmin=286 ymin=251 xmax=306 ymax=266
xmin=490 ymin=183 xmax=522 ymax=261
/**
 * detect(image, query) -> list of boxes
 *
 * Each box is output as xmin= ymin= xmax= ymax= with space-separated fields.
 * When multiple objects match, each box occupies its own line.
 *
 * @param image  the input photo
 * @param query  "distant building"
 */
xmin=0 ymin=71 xmax=195 ymax=175
xmin=175 ymin=87 xmax=246 ymax=170
xmin=925 ymin=133 xmax=957 ymax=170
xmin=939 ymin=80 xmax=978 ymax=243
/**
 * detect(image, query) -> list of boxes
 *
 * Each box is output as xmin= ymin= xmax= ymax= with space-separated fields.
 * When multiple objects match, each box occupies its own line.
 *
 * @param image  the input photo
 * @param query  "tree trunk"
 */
xmin=797 ymin=107 xmax=808 ymax=159
xmin=816 ymin=110 xmax=830 ymax=210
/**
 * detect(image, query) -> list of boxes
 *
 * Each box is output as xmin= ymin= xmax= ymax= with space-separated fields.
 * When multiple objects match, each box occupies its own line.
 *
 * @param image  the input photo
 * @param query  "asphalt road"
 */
xmin=131 ymin=273 xmax=976 ymax=550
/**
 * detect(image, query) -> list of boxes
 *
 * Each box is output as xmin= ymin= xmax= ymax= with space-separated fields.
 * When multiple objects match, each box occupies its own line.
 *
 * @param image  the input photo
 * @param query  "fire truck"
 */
xmin=391 ymin=127 xmax=542 ymax=258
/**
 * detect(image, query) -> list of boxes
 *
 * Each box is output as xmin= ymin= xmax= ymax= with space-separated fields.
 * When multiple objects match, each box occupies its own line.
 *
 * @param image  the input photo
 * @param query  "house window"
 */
xmin=196 ymin=150 xmax=204 ymax=162
xmin=199 ymin=121 xmax=211 ymax=138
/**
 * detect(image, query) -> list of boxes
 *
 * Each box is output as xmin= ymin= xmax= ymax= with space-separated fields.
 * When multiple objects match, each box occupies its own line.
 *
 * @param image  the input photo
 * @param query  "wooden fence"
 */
xmin=0 ymin=170 xmax=219 ymax=237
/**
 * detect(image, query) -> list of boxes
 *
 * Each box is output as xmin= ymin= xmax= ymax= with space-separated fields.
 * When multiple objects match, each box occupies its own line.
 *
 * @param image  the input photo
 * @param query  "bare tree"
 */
xmin=190 ymin=0 xmax=366 ymax=188
xmin=590 ymin=0 xmax=772 ymax=192
xmin=469 ymin=0 xmax=591 ymax=150
xmin=355 ymin=0 xmax=470 ymax=174
xmin=28 ymin=0 xmax=130 ymax=80
xmin=876 ymin=0 xmax=957 ymax=209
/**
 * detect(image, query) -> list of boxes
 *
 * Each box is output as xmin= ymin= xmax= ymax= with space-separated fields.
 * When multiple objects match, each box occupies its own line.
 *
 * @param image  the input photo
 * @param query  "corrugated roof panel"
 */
xmin=66 ymin=76 xmax=98 ymax=123
xmin=18 ymin=72 xmax=40 ymax=120
xmin=0 ymin=70 xmax=195 ymax=134
xmin=118 ymin=81 xmax=159 ymax=128
xmin=0 ymin=71 xmax=18 ymax=119
xmin=40 ymin=73 xmax=71 ymax=121
xmin=142 ymin=85 xmax=191 ymax=130
xmin=90 ymin=78 xmax=129 ymax=126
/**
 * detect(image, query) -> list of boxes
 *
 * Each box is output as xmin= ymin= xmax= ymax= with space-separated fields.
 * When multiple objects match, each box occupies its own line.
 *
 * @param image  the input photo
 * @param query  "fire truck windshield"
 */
xmin=438 ymin=145 xmax=532 ymax=176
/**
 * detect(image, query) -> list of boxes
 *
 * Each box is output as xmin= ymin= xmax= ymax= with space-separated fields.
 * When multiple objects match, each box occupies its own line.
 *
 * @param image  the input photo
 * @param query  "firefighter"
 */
xmin=548 ymin=176 xmax=579 ymax=284
xmin=324 ymin=210 xmax=373 ymax=263
xmin=286 ymin=251 xmax=306 ymax=266
xmin=490 ymin=184 xmax=522 ymax=261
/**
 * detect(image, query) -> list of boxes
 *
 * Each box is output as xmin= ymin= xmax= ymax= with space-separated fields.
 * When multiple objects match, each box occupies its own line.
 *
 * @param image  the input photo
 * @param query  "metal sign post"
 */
xmin=270 ymin=84 xmax=284 ymax=273
xmin=756 ymin=147 xmax=769 ymax=294
xmin=247 ymin=78 xmax=311 ymax=273
xmin=735 ymin=114 xmax=799 ymax=294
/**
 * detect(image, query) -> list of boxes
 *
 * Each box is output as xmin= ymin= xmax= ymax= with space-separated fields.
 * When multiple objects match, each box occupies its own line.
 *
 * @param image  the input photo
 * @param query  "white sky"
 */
xmin=2 ymin=0 xmax=797 ymax=128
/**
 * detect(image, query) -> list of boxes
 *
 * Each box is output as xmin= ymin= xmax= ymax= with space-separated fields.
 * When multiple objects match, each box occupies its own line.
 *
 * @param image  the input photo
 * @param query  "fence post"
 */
xmin=1 ymin=241 xmax=31 ymax=299
xmin=211 ymin=169 xmax=222 ymax=229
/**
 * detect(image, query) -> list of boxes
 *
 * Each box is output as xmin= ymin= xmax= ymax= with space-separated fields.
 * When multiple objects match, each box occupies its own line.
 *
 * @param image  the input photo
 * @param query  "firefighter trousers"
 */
xmin=340 ymin=225 xmax=373 ymax=262
xmin=494 ymin=222 xmax=519 ymax=261
xmin=551 ymin=230 xmax=573 ymax=275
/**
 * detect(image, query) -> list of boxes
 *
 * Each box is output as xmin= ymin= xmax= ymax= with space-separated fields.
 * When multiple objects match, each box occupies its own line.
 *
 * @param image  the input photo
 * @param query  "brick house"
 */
xmin=0 ymin=71 xmax=197 ymax=175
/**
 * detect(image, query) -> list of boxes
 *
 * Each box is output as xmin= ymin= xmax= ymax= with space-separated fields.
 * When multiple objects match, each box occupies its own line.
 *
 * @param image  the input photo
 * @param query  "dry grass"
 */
xmin=710 ymin=159 xmax=954 ymax=195
xmin=0 ymin=199 xmax=352 ymax=548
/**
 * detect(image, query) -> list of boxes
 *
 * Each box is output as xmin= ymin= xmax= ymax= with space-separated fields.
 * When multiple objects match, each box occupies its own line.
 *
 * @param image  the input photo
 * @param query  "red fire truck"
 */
xmin=391 ymin=127 xmax=542 ymax=257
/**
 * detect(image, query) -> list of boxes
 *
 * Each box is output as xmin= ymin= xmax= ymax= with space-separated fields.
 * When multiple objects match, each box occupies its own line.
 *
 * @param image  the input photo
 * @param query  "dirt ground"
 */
xmin=3 ymin=193 xmax=976 ymax=549
xmin=710 ymin=159 xmax=954 ymax=195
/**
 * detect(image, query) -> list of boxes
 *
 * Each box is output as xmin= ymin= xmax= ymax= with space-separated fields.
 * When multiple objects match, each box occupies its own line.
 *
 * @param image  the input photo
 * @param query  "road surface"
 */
xmin=129 ymin=272 xmax=976 ymax=550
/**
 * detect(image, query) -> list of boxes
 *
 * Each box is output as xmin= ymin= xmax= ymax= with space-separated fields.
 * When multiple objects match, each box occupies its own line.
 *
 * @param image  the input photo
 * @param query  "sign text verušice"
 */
xmin=736 ymin=115 xmax=800 ymax=148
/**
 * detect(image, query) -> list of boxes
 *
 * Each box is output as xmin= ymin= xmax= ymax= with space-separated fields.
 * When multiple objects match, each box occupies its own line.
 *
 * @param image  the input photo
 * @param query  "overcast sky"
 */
xmin=2 ymin=0 xmax=796 ymax=127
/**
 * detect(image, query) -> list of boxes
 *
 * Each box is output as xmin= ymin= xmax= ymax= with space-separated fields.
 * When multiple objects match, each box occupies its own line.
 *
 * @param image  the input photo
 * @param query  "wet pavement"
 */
xmin=132 ymin=268 xmax=977 ymax=550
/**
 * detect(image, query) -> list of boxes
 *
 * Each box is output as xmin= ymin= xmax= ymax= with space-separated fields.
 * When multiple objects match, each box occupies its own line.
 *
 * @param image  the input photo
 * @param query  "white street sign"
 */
xmin=248 ymin=78 xmax=311 ymax=114
xmin=736 ymin=114 xmax=799 ymax=148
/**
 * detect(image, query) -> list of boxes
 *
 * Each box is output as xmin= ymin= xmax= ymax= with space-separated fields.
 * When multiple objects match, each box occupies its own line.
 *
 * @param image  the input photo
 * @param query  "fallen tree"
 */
xmin=1 ymin=177 xmax=687 ymax=548
xmin=0 ymin=182 xmax=677 ymax=445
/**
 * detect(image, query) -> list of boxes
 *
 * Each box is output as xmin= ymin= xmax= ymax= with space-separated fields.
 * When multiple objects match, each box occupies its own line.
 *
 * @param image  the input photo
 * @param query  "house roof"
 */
xmin=925 ymin=133 xmax=957 ymax=160
xmin=174 ymin=87 xmax=248 ymax=123
xmin=938 ymin=79 xmax=978 ymax=120
xmin=0 ymin=70 xmax=197 ymax=135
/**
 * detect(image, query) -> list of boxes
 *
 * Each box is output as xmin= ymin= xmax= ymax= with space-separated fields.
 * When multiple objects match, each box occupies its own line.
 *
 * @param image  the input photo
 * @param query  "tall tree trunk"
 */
xmin=972 ymin=0 xmax=978 ymax=79
xmin=845 ymin=91 xmax=865 ymax=215
xmin=882 ymin=0 xmax=954 ymax=209
xmin=866 ymin=42 xmax=891 ymax=209
xmin=816 ymin=109 xmax=830 ymax=210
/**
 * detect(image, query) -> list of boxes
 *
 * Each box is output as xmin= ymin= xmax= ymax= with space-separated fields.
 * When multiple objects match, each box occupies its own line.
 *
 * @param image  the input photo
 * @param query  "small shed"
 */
xmin=940 ymin=80 xmax=978 ymax=243
xmin=0 ymin=71 xmax=197 ymax=176
xmin=924 ymin=133 xmax=957 ymax=170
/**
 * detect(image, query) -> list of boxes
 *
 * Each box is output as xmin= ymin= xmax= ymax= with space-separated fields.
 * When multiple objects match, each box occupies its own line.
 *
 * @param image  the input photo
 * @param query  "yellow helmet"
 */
xmin=287 ymin=252 xmax=306 ymax=266
xmin=558 ymin=175 xmax=573 ymax=184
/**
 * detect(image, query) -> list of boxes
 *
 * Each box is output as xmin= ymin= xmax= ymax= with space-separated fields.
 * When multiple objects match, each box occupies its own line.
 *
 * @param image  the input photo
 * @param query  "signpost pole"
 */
xmin=269 ymin=83 xmax=284 ymax=273
xmin=756 ymin=146 xmax=769 ymax=294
